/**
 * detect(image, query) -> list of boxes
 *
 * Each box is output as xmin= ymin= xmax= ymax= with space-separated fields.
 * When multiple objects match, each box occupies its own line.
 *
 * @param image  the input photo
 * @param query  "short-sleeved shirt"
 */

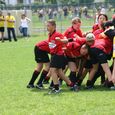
xmin=35 ymin=40 xmax=50 ymax=53
xmin=65 ymin=42 xmax=81 ymax=58
xmin=63 ymin=26 xmax=83 ymax=39
xmin=0 ymin=15 xmax=5 ymax=27
xmin=48 ymin=30 xmax=64 ymax=55
xmin=73 ymin=37 xmax=86 ymax=45
xmin=91 ymin=38 xmax=112 ymax=54
xmin=6 ymin=15 xmax=15 ymax=28
xmin=93 ymin=29 xmax=104 ymax=39
xmin=92 ymin=24 xmax=99 ymax=33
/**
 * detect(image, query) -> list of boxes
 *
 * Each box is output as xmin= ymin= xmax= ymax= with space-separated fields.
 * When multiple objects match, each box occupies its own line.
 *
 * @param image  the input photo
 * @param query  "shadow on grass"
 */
xmin=27 ymin=84 xmax=115 ymax=96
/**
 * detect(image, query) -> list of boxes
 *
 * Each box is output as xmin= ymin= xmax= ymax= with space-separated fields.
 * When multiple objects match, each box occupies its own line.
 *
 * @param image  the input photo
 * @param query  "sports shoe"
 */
xmin=110 ymin=86 xmax=115 ymax=90
xmin=35 ymin=84 xmax=44 ymax=89
xmin=27 ymin=84 xmax=35 ymax=88
xmin=85 ymin=86 xmax=94 ymax=90
xmin=49 ymin=86 xmax=54 ymax=90
xmin=70 ymin=84 xmax=79 ymax=91
xmin=48 ymin=88 xmax=61 ymax=94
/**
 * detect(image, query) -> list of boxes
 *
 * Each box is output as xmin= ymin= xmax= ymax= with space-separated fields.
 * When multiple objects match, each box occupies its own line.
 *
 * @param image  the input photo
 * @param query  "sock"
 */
xmin=44 ymin=76 xmax=50 ymax=82
xmin=54 ymin=84 xmax=59 ymax=90
xmin=59 ymin=78 xmax=63 ymax=85
xmin=37 ymin=70 xmax=48 ymax=85
xmin=76 ymin=74 xmax=81 ymax=81
xmin=69 ymin=72 xmax=77 ymax=83
xmin=28 ymin=70 xmax=40 ymax=85
xmin=77 ymin=79 xmax=83 ymax=86
xmin=86 ymin=80 xmax=93 ymax=87
xmin=50 ymin=80 xmax=54 ymax=87
xmin=107 ymin=81 xmax=114 ymax=88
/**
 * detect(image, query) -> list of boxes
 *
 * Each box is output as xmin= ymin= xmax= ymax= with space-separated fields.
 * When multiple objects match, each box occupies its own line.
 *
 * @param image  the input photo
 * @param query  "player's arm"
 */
xmin=55 ymin=36 xmax=74 ymax=43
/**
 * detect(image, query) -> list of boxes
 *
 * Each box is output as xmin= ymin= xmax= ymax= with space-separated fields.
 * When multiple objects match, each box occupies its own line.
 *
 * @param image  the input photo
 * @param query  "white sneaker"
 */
xmin=110 ymin=86 xmax=115 ymax=90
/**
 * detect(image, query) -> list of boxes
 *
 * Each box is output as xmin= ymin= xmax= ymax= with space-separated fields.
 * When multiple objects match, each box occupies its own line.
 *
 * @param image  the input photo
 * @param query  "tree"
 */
xmin=79 ymin=0 xmax=94 ymax=4
xmin=46 ymin=0 xmax=57 ymax=4
xmin=46 ymin=0 xmax=80 ymax=5
xmin=105 ymin=0 xmax=115 ymax=6
xmin=0 ymin=0 xmax=5 ymax=5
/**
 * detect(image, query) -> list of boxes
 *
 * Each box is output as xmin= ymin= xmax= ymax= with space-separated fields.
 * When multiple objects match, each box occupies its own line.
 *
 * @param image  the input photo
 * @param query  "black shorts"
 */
xmin=84 ymin=59 xmax=93 ymax=69
xmin=0 ymin=27 xmax=4 ymax=32
xmin=67 ymin=57 xmax=76 ymax=62
xmin=89 ymin=48 xmax=107 ymax=64
xmin=50 ymin=54 xmax=67 ymax=69
xmin=34 ymin=46 xmax=50 ymax=63
xmin=104 ymin=29 xmax=115 ymax=40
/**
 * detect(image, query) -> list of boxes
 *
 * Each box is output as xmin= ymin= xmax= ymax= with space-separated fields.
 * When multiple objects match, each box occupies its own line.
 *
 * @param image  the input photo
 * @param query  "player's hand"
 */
xmin=55 ymin=37 xmax=61 ymax=41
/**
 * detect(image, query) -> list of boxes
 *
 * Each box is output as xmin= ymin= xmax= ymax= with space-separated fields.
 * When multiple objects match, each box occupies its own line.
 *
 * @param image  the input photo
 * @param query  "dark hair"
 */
xmin=21 ymin=14 xmax=26 ymax=17
xmin=98 ymin=14 xmax=108 ymax=21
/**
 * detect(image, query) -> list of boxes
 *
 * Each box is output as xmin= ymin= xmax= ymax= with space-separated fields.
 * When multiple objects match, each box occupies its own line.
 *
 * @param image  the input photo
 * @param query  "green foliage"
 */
xmin=79 ymin=0 xmax=94 ymax=4
xmin=105 ymin=0 xmax=115 ymax=6
xmin=46 ymin=0 xmax=57 ymax=4
xmin=0 ymin=0 xmax=5 ymax=5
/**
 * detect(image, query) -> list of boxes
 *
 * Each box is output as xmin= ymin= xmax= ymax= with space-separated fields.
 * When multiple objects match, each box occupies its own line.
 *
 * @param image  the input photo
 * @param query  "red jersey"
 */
xmin=65 ymin=42 xmax=81 ymax=58
xmin=73 ymin=37 xmax=86 ymax=45
xmin=92 ymin=24 xmax=99 ymax=33
xmin=63 ymin=26 xmax=83 ymax=39
xmin=91 ymin=38 xmax=112 ymax=54
xmin=35 ymin=40 xmax=50 ymax=53
xmin=93 ymin=29 xmax=104 ymax=39
xmin=48 ymin=30 xmax=64 ymax=55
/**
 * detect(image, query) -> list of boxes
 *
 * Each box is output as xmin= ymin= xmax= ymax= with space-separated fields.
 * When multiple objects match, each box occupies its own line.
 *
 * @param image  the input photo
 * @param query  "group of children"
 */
xmin=27 ymin=13 xmax=115 ymax=94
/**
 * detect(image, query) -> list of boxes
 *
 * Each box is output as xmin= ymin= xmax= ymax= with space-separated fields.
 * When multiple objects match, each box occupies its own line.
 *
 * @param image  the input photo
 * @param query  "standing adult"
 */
xmin=6 ymin=12 xmax=17 ymax=42
xmin=0 ymin=11 xmax=5 ymax=42
xmin=20 ymin=14 xmax=31 ymax=37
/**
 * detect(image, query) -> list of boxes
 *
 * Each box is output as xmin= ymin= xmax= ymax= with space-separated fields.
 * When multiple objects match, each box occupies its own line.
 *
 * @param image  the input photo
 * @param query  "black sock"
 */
xmin=28 ymin=70 xmax=40 ymax=85
xmin=54 ymin=84 xmax=59 ymax=90
xmin=44 ymin=76 xmax=50 ymax=82
xmin=77 ymin=79 xmax=83 ymax=86
xmin=86 ymin=80 xmax=93 ymax=87
xmin=50 ymin=80 xmax=54 ymax=87
xmin=69 ymin=72 xmax=77 ymax=83
xmin=108 ymin=81 xmax=114 ymax=88
xmin=37 ymin=70 xmax=48 ymax=85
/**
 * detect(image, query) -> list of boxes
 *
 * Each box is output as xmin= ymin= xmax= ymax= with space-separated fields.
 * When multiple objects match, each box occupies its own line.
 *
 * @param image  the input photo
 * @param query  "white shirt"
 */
xmin=21 ymin=17 xmax=31 ymax=28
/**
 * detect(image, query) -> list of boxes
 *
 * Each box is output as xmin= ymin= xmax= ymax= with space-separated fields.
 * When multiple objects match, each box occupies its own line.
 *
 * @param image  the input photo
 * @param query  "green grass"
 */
xmin=0 ymin=36 xmax=115 ymax=115
xmin=0 ymin=12 xmax=115 ymax=114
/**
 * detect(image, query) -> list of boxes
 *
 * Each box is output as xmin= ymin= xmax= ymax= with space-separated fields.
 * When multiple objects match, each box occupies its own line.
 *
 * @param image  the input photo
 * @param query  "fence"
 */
xmin=0 ymin=2 xmax=115 ymax=36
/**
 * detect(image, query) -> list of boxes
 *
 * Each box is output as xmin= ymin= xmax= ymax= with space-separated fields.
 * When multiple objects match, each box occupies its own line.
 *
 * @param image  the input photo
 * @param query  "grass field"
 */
xmin=0 ymin=13 xmax=115 ymax=115
xmin=0 ymin=36 xmax=115 ymax=115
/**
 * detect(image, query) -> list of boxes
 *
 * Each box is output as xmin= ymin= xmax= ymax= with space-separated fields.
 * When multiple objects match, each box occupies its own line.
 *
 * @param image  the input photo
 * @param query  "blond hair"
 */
xmin=72 ymin=17 xmax=81 ymax=24
xmin=47 ymin=19 xmax=56 ymax=27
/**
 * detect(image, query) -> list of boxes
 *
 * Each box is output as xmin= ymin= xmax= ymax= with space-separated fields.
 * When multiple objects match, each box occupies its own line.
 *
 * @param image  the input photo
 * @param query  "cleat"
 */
xmin=49 ymin=86 xmax=54 ymax=90
xmin=110 ymin=86 xmax=115 ymax=90
xmin=35 ymin=84 xmax=44 ymax=89
xmin=85 ymin=86 xmax=94 ymax=90
xmin=27 ymin=84 xmax=35 ymax=88
xmin=43 ymin=80 xmax=49 ymax=84
xmin=48 ymin=88 xmax=61 ymax=94
xmin=70 ymin=84 xmax=79 ymax=91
